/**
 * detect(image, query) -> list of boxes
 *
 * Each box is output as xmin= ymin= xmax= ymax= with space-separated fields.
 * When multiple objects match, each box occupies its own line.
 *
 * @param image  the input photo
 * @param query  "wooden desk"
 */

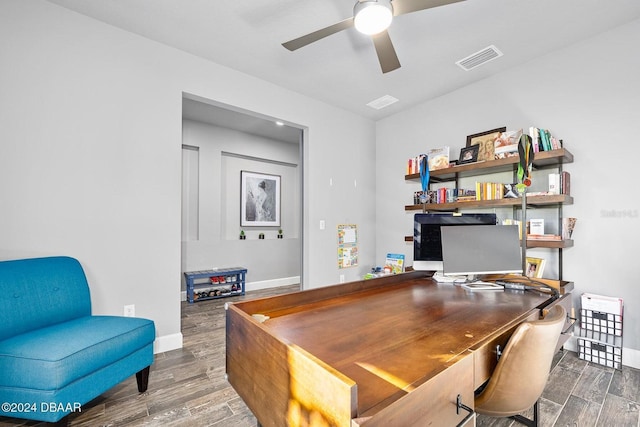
xmin=226 ymin=271 xmax=569 ymax=426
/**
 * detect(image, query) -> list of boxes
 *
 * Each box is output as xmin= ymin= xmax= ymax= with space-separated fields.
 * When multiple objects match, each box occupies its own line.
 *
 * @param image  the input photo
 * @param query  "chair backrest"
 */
xmin=0 ymin=256 xmax=91 ymax=341
xmin=474 ymin=304 xmax=566 ymax=417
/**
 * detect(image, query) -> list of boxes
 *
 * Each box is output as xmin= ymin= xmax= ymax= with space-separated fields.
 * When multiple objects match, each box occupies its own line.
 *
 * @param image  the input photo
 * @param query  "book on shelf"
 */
xmin=427 ymin=146 xmax=450 ymax=171
xmin=528 ymin=219 xmax=545 ymax=235
xmin=561 ymin=171 xmax=570 ymax=195
xmin=475 ymin=181 xmax=523 ymax=201
xmin=412 ymin=188 xmax=476 ymax=205
xmin=528 ymin=127 xmax=563 ymax=153
xmin=548 ymin=171 xmax=571 ymax=195
xmin=407 ymin=154 xmax=427 ymax=175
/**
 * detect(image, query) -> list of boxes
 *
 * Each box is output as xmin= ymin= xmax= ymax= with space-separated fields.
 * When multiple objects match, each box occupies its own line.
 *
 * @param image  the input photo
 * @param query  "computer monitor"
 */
xmin=413 ymin=213 xmax=497 ymax=272
xmin=440 ymin=224 xmax=523 ymax=277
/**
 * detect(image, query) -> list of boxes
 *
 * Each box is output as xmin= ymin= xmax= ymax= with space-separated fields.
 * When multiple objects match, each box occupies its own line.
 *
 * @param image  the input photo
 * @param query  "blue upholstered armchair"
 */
xmin=0 ymin=256 xmax=155 ymax=422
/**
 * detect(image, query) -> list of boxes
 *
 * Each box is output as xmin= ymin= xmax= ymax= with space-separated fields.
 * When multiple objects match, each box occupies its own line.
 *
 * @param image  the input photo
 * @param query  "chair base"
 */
xmin=136 ymin=366 xmax=151 ymax=392
xmin=509 ymin=401 xmax=539 ymax=427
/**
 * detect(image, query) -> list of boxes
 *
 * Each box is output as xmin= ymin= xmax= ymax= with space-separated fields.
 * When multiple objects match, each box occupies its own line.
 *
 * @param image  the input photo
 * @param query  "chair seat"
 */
xmin=0 ymin=316 xmax=155 ymax=390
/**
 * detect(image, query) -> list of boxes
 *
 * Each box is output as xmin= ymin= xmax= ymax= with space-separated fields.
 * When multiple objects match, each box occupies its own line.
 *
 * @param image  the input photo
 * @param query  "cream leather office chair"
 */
xmin=475 ymin=304 xmax=566 ymax=427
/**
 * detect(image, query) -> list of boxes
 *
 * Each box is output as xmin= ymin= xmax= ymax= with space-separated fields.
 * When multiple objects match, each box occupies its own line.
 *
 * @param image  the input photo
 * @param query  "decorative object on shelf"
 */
xmin=466 ymin=127 xmax=505 ymax=162
xmin=384 ymin=253 xmax=405 ymax=274
xmin=427 ymin=146 xmax=450 ymax=171
xmin=259 ymin=232 xmax=265 ymax=239
xmin=277 ymin=229 xmax=283 ymax=239
xmin=517 ymin=133 xmax=535 ymax=190
xmin=525 ymin=257 xmax=546 ymax=278
xmin=240 ymin=170 xmax=281 ymax=227
xmin=239 ymin=230 xmax=246 ymax=240
xmin=419 ymin=154 xmax=429 ymax=206
xmin=459 ymin=145 xmax=479 ymax=164
xmin=562 ymin=217 xmax=577 ymax=239
xmin=494 ymin=129 xmax=523 ymax=159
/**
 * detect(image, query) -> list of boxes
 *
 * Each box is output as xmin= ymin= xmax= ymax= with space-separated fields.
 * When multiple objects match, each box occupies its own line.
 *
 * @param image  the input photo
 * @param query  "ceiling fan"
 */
xmin=282 ymin=0 xmax=465 ymax=73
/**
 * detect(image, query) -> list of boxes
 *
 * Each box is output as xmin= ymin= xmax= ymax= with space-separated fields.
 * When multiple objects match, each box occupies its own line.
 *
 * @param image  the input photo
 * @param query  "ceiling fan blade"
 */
xmin=392 ymin=0 xmax=465 ymax=16
xmin=282 ymin=18 xmax=354 ymax=51
xmin=372 ymin=30 xmax=401 ymax=73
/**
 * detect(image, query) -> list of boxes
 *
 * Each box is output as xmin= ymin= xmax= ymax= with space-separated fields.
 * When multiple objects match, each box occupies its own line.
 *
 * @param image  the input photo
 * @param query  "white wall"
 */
xmin=181 ymin=119 xmax=301 ymax=291
xmin=0 ymin=0 xmax=376 ymax=353
xmin=376 ymin=19 xmax=640 ymax=366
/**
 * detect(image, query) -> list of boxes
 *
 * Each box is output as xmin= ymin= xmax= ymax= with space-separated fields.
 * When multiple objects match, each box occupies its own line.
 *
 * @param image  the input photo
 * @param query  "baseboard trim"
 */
xmin=622 ymin=347 xmax=640 ymax=369
xmin=154 ymin=333 xmax=183 ymax=354
xmin=246 ymin=276 xmax=300 ymax=292
xmin=180 ymin=276 xmax=300 ymax=301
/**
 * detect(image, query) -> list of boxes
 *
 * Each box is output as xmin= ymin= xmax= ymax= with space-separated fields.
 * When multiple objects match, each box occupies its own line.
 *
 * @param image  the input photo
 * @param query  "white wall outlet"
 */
xmin=320 ymin=220 xmax=325 ymax=230
xmin=339 ymin=274 xmax=345 ymax=283
xmin=124 ymin=304 xmax=135 ymax=317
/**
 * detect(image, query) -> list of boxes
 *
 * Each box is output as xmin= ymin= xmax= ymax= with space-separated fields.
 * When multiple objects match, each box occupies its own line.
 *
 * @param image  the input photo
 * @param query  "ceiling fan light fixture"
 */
xmin=354 ymin=0 xmax=393 ymax=35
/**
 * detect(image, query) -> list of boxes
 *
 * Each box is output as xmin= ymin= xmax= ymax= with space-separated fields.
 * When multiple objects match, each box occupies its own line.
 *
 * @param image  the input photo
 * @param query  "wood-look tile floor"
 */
xmin=1 ymin=284 xmax=639 ymax=427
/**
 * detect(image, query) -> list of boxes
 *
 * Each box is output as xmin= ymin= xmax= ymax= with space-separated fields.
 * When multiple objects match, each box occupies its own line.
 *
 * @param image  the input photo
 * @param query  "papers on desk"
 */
xmin=461 ymin=281 xmax=504 ymax=291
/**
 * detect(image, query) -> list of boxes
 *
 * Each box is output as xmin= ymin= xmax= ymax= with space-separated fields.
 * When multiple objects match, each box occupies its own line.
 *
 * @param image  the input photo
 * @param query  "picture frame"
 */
xmin=458 ymin=145 xmax=479 ymax=164
xmin=240 ymin=171 xmax=281 ymax=227
xmin=466 ymin=127 xmax=506 ymax=162
xmin=525 ymin=257 xmax=546 ymax=278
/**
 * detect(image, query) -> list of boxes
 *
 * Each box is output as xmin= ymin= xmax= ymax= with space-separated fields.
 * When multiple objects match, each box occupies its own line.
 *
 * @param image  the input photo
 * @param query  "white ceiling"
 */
xmin=46 ymin=0 xmax=640 ymax=127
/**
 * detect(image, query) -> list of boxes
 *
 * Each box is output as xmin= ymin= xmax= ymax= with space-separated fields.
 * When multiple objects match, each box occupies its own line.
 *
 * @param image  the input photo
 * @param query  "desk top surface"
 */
xmin=233 ymin=272 xmax=552 ymax=415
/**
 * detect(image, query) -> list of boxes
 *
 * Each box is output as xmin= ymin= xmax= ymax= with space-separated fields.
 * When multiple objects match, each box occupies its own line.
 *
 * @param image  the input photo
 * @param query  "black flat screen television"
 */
xmin=413 ymin=213 xmax=497 ymax=272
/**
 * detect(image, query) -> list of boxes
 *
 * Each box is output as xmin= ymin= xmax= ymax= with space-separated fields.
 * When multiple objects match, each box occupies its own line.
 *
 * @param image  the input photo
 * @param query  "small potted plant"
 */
xmin=239 ymin=230 xmax=246 ymax=240
xmin=258 ymin=232 xmax=265 ymax=240
xmin=277 ymin=229 xmax=283 ymax=239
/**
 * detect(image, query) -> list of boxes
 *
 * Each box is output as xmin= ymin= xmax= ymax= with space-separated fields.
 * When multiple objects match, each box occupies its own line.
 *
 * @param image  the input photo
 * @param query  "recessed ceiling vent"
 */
xmin=366 ymin=95 xmax=399 ymax=110
xmin=456 ymin=45 xmax=503 ymax=71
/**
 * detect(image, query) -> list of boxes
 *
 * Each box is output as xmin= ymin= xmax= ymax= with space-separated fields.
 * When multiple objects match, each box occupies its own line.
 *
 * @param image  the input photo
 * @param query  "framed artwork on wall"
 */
xmin=240 ymin=171 xmax=281 ymax=227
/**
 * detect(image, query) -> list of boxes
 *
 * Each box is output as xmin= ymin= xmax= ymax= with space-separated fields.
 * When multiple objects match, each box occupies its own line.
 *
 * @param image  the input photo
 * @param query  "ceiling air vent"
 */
xmin=456 ymin=45 xmax=503 ymax=71
xmin=366 ymin=95 xmax=399 ymax=110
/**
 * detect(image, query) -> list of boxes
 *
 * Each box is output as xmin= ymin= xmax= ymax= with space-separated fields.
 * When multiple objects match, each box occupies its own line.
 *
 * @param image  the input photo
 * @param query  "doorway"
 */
xmin=180 ymin=95 xmax=304 ymax=302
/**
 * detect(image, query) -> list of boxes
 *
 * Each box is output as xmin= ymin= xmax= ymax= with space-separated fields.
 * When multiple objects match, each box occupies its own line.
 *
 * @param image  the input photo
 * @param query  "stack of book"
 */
xmin=407 ymin=154 xmax=427 ymax=175
xmin=474 ymin=182 xmax=521 ymax=200
xmin=412 ymin=188 xmax=476 ymax=204
xmin=548 ymin=171 xmax=571 ymax=195
xmin=529 ymin=127 xmax=562 ymax=152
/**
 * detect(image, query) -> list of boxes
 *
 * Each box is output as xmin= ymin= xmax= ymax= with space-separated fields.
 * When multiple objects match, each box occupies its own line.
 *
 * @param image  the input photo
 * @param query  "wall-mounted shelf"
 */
xmin=405 ymin=148 xmax=573 ymax=182
xmin=405 ymin=147 xmax=574 ymax=279
xmin=405 ymin=194 xmax=573 ymax=211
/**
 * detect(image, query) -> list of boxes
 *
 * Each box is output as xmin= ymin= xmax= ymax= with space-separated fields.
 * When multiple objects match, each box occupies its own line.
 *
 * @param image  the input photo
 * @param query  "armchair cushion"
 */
xmin=0 ymin=316 xmax=154 ymax=390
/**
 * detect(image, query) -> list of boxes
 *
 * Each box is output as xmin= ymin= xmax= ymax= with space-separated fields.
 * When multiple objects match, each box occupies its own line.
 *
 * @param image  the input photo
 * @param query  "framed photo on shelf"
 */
xmin=240 ymin=171 xmax=281 ymax=227
xmin=525 ymin=257 xmax=546 ymax=278
xmin=466 ymin=127 xmax=506 ymax=162
xmin=458 ymin=145 xmax=479 ymax=164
